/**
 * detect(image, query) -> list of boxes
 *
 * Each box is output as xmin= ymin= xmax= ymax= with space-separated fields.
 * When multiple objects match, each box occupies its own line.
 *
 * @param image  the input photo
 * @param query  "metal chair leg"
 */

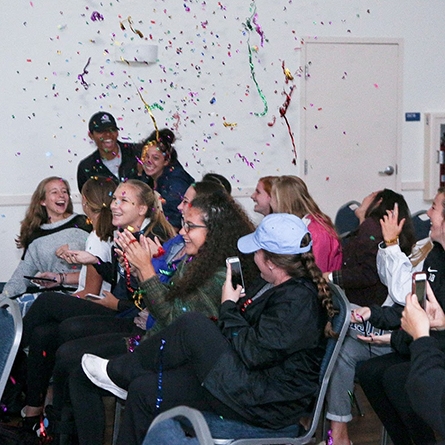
xmin=381 ymin=425 xmax=389 ymax=445
xmin=112 ymin=398 xmax=125 ymax=445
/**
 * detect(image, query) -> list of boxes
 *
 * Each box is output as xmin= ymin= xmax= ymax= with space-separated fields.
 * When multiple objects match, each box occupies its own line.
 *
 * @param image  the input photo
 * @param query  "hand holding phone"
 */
xmin=24 ymin=275 xmax=57 ymax=283
xmin=412 ymin=272 xmax=427 ymax=309
xmin=226 ymin=257 xmax=245 ymax=293
xmin=85 ymin=293 xmax=105 ymax=300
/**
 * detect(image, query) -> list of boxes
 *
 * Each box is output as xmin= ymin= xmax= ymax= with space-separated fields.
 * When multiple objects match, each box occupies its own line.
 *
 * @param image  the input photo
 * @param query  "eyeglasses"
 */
xmin=181 ymin=218 xmax=207 ymax=233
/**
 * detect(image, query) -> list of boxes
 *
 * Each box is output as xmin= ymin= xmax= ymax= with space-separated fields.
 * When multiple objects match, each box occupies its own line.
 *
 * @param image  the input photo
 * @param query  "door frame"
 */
xmin=300 ymin=37 xmax=404 ymax=194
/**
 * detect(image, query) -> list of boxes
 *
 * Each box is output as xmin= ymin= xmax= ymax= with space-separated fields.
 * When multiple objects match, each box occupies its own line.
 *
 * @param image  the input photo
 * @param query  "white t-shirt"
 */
xmin=75 ymin=231 xmax=113 ymax=295
xmin=102 ymin=147 xmax=122 ymax=178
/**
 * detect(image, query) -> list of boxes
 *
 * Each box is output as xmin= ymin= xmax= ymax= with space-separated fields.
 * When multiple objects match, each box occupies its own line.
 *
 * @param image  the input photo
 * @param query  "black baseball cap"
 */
xmin=88 ymin=112 xmax=118 ymax=133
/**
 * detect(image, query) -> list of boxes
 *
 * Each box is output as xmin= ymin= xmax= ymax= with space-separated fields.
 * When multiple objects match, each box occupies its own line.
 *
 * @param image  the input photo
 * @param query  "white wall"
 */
xmin=1 ymin=0 xmax=444 ymax=281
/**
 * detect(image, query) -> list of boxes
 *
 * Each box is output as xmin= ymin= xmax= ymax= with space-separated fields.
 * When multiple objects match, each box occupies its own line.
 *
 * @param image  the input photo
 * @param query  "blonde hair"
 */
xmin=16 ymin=177 xmax=73 ymax=250
xmin=124 ymin=179 xmax=176 ymax=241
xmin=271 ymin=175 xmax=338 ymax=239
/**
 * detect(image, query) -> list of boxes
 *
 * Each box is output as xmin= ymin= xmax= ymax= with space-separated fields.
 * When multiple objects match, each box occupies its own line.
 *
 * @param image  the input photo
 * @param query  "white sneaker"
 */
xmin=81 ymin=353 xmax=128 ymax=400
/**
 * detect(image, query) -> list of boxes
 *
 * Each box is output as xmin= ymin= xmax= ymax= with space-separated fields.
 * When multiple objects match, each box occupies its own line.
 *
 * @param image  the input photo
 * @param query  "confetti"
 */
xmin=243 ymin=3 xmax=268 ymax=116
xmin=77 ymin=57 xmax=91 ymax=90
xmin=120 ymin=16 xmax=143 ymax=38
xmin=91 ymin=11 xmax=104 ymax=21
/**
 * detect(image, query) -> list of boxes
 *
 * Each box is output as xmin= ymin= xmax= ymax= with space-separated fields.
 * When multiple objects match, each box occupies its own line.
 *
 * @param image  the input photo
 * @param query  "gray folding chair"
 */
xmin=334 ymin=201 xmax=360 ymax=240
xmin=145 ymin=283 xmax=351 ymax=445
xmin=0 ymin=297 xmax=23 ymax=400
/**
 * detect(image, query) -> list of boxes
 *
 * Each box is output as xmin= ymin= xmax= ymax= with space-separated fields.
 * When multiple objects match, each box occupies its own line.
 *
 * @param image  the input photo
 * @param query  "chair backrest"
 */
xmin=0 ymin=298 xmax=23 ymax=400
xmin=293 ymin=282 xmax=351 ymax=444
xmin=411 ymin=210 xmax=430 ymax=241
xmin=334 ymin=201 xmax=360 ymax=239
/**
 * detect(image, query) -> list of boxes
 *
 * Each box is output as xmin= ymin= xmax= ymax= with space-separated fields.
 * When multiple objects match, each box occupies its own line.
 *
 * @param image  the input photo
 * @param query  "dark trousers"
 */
xmin=357 ymin=352 xmax=436 ymax=445
xmin=22 ymin=292 xmax=116 ymax=406
xmin=70 ymin=312 xmax=239 ymax=445
xmin=21 ymin=291 xmax=132 ymax=407
xmin=53 ymin=325 xmax=138 ymax=411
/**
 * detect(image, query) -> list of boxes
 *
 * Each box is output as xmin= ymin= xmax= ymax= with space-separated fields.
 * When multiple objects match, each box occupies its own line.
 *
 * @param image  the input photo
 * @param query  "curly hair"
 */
xmin=16 ymin=176 xmax=74 ymax=250
xmin=81 ymin=177 xmax=116 ymax=241
xmin=141 ymin=128 xmax=178 ymax=165
xmin=262 ymin=233 xmax=337 ymax=338
xmin=364 ymin=188 xmax=416 ymax=256
xmin=165 ymin=193 xmax=258 ymax=302
xmin=122 ymin=179 xmax=176 ymax=242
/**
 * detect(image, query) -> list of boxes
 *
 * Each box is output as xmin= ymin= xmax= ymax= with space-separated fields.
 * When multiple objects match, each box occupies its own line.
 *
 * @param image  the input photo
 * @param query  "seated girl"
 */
xmin=355 ymin=188 xmax=445 ymax=445
xmin=19 ymin=176 xmax=116 ymax=426
xmin=321 ymin=190 xmax=416 ymax=445
xmin=270 ymin=175 xmax=342 ymax=273
xmin=19 ymin=179 xmax=175 ymax=429
xmin=79 ymin=213 xmax=337 ymax=445
xmin=1 ymin=176 xmax=91 ymax=308
xmin=324 ymin=189 xmax=416 ymax=307
xmin=45 ymin=191 xmax=257 ymax=443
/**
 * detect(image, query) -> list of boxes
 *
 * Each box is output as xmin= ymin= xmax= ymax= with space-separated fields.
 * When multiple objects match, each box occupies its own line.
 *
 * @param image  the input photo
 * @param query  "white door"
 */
xmin=301 ymin=38 xmax=402 ymax=219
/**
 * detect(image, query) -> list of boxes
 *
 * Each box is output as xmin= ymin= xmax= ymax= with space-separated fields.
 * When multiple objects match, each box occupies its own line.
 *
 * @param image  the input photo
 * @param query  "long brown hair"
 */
xmin=82 ymin=177 xmax=116 ymax=241
xmin=165 ymin=192 xmax=258 ymax=302
xmin=16 ymin=176 xmax=74 ymax=250
xmin=271 ymin=175 xmax=338 ymax=239
xmin=364 ymin=189 xmax=416 ymax=256
xmin=263 ymin=233 xmax=337 ymax=338
xmin=124 ymin=179 xmax=176 ymax=242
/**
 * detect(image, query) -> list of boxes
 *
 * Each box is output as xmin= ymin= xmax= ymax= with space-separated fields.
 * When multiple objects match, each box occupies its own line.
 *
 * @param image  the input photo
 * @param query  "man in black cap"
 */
xmin=77 ymin=112 xmax=143 ymax=192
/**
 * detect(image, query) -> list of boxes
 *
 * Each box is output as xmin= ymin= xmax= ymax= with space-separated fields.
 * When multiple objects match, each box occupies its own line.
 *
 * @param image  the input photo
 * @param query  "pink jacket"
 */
xmin=306 ymin=215 xmax=342 ymax=273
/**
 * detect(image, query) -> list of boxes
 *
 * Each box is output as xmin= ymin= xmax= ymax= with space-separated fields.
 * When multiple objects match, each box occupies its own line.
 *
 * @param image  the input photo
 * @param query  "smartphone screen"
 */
xmin=226 ymin=257 xmax=245 ymax=293
xmin=412 ymin=272 xmax=427 ymax=308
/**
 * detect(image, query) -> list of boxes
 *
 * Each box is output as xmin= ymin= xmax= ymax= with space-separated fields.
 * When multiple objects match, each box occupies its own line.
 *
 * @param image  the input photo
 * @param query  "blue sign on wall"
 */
xmin=405 ymin=113 xmax=421 ymax=122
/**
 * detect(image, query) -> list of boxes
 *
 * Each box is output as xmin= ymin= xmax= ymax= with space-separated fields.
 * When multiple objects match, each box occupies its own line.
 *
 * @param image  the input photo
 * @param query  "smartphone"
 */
xmin=86 ymin=293 xmax=105 ymax=300
xmin=412 ymin=272 xmax=427 ymax=308
xmin=226 ymin=256 xmax=245 ymax=293
xmin=24 ymin=275 xmax=57 ymax=282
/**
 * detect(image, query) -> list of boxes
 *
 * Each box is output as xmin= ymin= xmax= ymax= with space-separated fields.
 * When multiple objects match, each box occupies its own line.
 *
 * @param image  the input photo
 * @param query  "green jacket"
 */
xmin=139 ymin=257 xmax=225 ymax=333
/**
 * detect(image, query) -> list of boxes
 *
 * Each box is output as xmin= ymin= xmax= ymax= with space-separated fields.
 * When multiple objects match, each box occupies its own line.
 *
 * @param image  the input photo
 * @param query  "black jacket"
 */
xmin=369 ymin=242 xmax=445 ymax=355
xmin=203 ymin=277 xmax=326 ymax=429
xmin=407 ymin=336 xmax=445 ymax=439
xmin=333 ymin=217 xmax=387 ymax=307
xmin=77 ymin=141 xmax=144 ymax=192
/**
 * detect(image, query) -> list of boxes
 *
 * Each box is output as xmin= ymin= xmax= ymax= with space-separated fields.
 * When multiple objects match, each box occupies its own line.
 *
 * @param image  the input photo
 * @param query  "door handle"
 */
xmin=379 ymin=166 xmax=395 ymax=176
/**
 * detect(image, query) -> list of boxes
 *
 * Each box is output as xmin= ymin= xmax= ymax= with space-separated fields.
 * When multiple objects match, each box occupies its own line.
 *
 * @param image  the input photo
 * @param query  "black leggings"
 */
xmin=357 ymin=352 xmax=436 ymax=445
xmin=21 ymin=292 xmax=132 ymax=407
xmin=70 ymin=312 xmax=240 ymax=445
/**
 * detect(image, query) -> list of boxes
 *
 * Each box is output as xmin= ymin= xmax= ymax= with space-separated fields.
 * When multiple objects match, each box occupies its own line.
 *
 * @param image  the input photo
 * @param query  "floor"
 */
xmin=1 ymin=386 xmax=391 ymax=445
xmin=332 ymin=385 xmax=392 ymax=445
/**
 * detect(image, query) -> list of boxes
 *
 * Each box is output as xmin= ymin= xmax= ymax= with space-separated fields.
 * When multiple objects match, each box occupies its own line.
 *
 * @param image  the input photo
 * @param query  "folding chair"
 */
xmin=334 ymin=201 xmax=360 ymax=240
xmin=411 ymin=210 xmax=430 ymax=241
xmin=0 ymin=297 xmax=23 ymax=400
xmin=145 ymin=283 xmax=351 ymax=445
